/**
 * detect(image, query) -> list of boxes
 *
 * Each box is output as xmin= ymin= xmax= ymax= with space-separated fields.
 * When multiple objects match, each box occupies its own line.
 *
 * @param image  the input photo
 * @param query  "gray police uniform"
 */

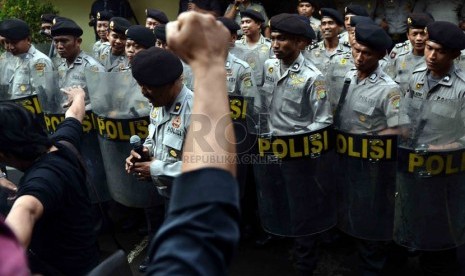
xmin=92 ymin=40 xmax=109 ymax=60
xmin=388 ymin=40 xmax=412 ymax=60
xmin=234 ymin=35 xmax=272 ymax=87
xmin=455 ymin=49 xmax=465 ymax=70
xmin=338 ymin=66 xmax=401 ymax=134
xmin=96 ymin=44 xmax=128 ymax=72
xmin=144 ymin=86 xmax=194 ymax=197
xmin=10 ymin=44 xmax=53 ymax=96
xmin=374 ymin=0 xmax=415 ymax=39
xmin=405 ymin=65 xmax=465 ymax=145
xmin=337 ymin=31 xmax=351 ymax=49
xmin=304 ymin=40 xmax=351 ymax=75
xmin=181 ymin=60 xmax=194 ymax=91
xmin=413 ymin=0 xmax=464 ymax=25
xmin=326 ymin=51 xmax=355 ymax=111
xmin=57 ymin=51 xmax=104 ymax=107
xmin=0 ymin=51 xmax=17 ymax=86
xmin=261 ymin=53 xmax=332 ymax=135
xmin=386 ymin=46 xmax=425 ymax=94
xmin=309 ymin=16 xmax=321 ymax=42
xmin=226 ymin=53 xmax=258 ymax=97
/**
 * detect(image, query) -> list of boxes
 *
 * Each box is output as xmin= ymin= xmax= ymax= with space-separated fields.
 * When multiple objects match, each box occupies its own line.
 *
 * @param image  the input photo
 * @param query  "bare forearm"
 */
xmin=5 ymin=196 xmax=43 ymax=248
xmin=65 ymin=93 xmax=86 ymax=123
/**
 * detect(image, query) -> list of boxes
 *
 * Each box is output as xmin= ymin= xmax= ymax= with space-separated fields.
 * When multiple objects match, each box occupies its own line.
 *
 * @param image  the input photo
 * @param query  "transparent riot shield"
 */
xmin=85 ymin=70 xmax=161 ymax=208
xmin=36 ymin=71 xmax=110 ymax=204
xmin=249 ymin=94 xmax=336 ymax=236
xmin=231 ymin=45 xmax=271 ymax=87
xmin=394 ymin=97 xmax=465 ymax=250
xmin=332 ymin=81 xmax=400 ymax=240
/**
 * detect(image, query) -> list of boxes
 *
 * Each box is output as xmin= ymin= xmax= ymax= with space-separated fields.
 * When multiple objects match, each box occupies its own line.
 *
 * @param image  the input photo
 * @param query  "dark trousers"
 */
xmin=419 ymin=248 xmax=458 ymax=276
xmin=357 ymin=239 xmax=390 ymax=276
xmin=293 ymin=234 xmax=319 ymax=276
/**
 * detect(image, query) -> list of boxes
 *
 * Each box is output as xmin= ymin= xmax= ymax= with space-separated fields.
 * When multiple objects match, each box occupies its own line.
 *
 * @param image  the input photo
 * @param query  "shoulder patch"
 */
xmin=35 ymin=63 xmax=46 ymax=72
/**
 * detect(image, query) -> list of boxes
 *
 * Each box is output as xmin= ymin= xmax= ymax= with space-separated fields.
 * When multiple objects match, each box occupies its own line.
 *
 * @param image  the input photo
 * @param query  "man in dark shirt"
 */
xmin=2 ymin=87 xmax=99 ymax=275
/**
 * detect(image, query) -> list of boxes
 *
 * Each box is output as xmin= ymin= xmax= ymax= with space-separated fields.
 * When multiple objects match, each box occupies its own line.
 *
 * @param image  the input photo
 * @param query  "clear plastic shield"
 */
xmin=231 ymin=45 xmax=271 ymax=87
xmin=85 ymin=70 xmax=161 ymax=208
xmin=253 ymin=124 xmax=336 ymax=237
xmin=334 ymin=130 xmax=397 ymax=240
xmin=394 ymin=97 xmax=465 ymax=250
xmin=35 ymin=71 xmax=110 ymax=204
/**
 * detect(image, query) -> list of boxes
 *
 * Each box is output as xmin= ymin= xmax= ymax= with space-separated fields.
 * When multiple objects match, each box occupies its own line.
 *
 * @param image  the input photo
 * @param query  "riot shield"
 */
xmin=85 ymin=70 xmax=161 ymax=208
xmin=252 ymin=112 xmax=336 ymax=237
xmin=36 ymin=71 xmax=110 ymax=204
xmin=334 ymin=130 xmax=397 ymax=241
xmin=394 ymin=97 xmax=465 ymax=250
xmin=231 ymin=45 xmax=271 ymax=87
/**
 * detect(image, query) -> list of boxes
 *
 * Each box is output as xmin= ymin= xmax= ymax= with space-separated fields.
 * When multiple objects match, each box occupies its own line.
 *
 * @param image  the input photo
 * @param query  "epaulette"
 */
xmin=231 ymin=56 xmax=250 ymax=69
xmin=310 ymin=43 xmax=319 ymax=50
xmin=395 ymin=41 xmax=407 ymax=48
xmin=412 ymin=65 xmax=427 ymax=74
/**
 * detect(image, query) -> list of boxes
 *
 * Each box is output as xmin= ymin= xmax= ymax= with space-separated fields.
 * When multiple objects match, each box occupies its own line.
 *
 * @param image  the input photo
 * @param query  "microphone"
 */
xmin=130 ymin=135 xmax=149 ymax=161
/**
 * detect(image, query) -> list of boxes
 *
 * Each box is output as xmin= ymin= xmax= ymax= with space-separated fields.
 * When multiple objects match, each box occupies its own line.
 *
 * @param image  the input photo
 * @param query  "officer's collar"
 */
xmin=288 ymin=53 xmax=305 ymax=72
xmin=168 ymin=85 xmax=188 ymax=115
xmin=18 ymin=44 xmax=36 ymax=60
xmin=72 ymin=50 xmax=84 ymax=65
xmin=356 ymin=65 xmax=383 ymax=84
xmin=433 ymin=66 xmax=456 ymax=87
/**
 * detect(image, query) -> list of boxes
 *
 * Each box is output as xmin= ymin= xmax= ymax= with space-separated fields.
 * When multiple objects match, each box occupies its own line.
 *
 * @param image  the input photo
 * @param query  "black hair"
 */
xmin=0 ymin=102 xmax=52 ymax=161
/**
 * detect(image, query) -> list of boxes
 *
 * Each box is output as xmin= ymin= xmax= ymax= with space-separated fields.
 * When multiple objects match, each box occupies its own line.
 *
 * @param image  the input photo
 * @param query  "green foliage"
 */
xmin=0 ymin=0 xmax=59 ymax=44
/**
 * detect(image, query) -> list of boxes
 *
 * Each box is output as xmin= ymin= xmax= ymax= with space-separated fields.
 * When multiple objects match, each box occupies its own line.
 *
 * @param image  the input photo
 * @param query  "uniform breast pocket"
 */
xmin=352 ymin=101 xmax=375 ymax=129
xmin=281 ymin=89 xmax=304 ymax=117
xmin=163 ymin=131 xmax=184 ymax=161
xmin=429 ymin=102 xmax=458 ymax=131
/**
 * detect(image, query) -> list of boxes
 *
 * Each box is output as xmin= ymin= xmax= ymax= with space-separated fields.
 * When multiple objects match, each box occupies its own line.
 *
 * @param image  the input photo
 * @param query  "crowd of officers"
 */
xmin=1 ymin=0 xmax=465 ymax=275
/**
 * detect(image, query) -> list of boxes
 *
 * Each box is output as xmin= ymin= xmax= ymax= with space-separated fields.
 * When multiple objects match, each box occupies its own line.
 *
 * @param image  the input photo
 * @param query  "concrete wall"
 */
xmin=43 ymin=0 xmax=177 ymax=52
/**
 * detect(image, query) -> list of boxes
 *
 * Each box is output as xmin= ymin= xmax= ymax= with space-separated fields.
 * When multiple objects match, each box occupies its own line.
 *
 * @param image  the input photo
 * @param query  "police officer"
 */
xmin=339 ymin=4 xmax=369 ymax=48
xmin=92 ymin=11 xmax=113 ymax=58
xmin=257 ymin=13 xmax=333 ymax=275
xmin=374 ymin=0 xmax=415 ymax=45
xmin=305 ymin=8 xmax=349 ymax=75
xmin=396 ymin=21 xmax=465 ymax=276
xmin=334 ymin=23 xmax=400 ymax=275
xmin=145 ymin=8 xmax=169 ymax=30
xmin=413 ymin=0 xmax=464 ymax=25
xmin=234 ymin=9 xmax=272 ymax=87
xmin=96 ymin=17 xmax=131 ymax=72
xmin=296 ymin=0 xmax=321 ymax=43
xmin=0 ymin=19 xmax=53 ymax=97
xmin=39 ymin=14 xmax=56 ymax=37
xmin=51 ymin=18 xmax=105 ymax=107
xmin=386 ymin=13 xmax=434 ymax=94
xmin=224 ymin=0 xmax=270 ymax=37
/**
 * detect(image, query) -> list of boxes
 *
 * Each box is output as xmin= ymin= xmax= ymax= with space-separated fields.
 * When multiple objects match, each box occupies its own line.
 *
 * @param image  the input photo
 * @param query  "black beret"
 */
xmin=40 ymin=14 xmax=56 ymax=24
xmin=109 ymin=17 xmax=132 ymax=34
xmin=295 ymin=15 xmax=316 ymax=41
xmin=407 ymin=13 xmax=434 ymax=29
xmin=320 ymin=8 xmax=344 ymax=26
xmin=97 ymin=11 xmax=114 ymax=21
xmin=154 ymin=24 xmax=166 ymax=43
xmin=51 ymin=18 xmax=83 ymax=37
xmin=426 ymin=21 xmax=465 ymax=50
xmin=52 ymin=16 xmax=67 ymax=25
xmin=298 ymin=0 xmax=318 ymax=5
xmin=241 ymin=9 xmax=264 ymax=23
xmin=270 ymin=13 xmax=313 ymax=39
xmin=344 ymin=4 xmax=369 ymax=16
xmin=349 ymin=15 xmax=375 ymax=27
xmin=145 ymin=8 xmax=169 ymax=24
xmin=0 ymin=19 xmax=30 ymax=40
xmin=131 ymin=46 xmax=183 ymax=87
xmin=217 ymin=17 xmax=240 ymax=34
xmin=125 ymin=25 xmax=155 ymax=49
xmin=355 ymin=23 xmax=392 ymax=51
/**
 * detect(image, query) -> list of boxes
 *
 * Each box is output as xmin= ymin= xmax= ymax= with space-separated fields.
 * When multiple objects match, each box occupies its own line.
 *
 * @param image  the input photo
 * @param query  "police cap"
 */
xmin=240 ymin=9 xmax=264 ymax=23
xmin=349 ymin=15 xmax=375 ymax=27
xmin=109 ymin=17 xmax=132 ymax=34
xmin=217 ymin=17 xmax=240 ymax=34
xmin=295 ymin=15 xmax=316 ymax=41
xmin=40 ymin=14 xmax=56 ymax=24
xmin=407 ymin=13 xmax=434 ymax=29
xmin=426 ymin=21 xmax=465 ymax=50
xmin=131 ymin=46 xmax=183 ymax=87
xmin=0 ymin=19 xmax=30 ymax=40
xmin=125 ymin=25 xmax=155 ymax=49
xmin=355 ymin=23 xmax=392 ymax=52
xmin=97 ymin=11 xmax=114 ymax=21
xmin=344 ymin=4 xmax=369 ymax=16
xmin=51 ymin=18 xmax=83 ymax=37
xmin=270 ymin=13 xmax=314 ymax=39
xmin=298 ymin=0 xmax=318 ymax=5
xmin=320 ymin=8 xmax=344 ymax=26
xmin=145 ymin=8 xmax=169 ymax=24
xmin=154 ymin=24 xmax=166 ymax=43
